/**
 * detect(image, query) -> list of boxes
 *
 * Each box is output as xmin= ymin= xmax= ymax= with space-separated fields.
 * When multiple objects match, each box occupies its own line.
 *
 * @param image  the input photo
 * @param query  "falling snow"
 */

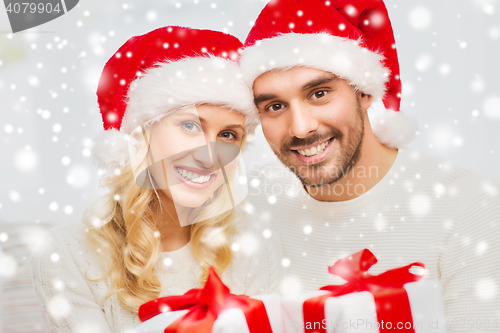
xmin=14 ymin=148 xmax=38 ymax=172
xmin=476 ymin=278 xmax=498 ymax=300
xmin=409 ymin=194 xmax=432 ymax=215
xmin=409 ymin=6 xmax=432 ymax=30
xmin=471 ymin=76 xmax=485 ymax=92
xmin=414 ymin=54 xmax=433 ymax=72
xmin=483 ymin=96 xmax=500 ymax=120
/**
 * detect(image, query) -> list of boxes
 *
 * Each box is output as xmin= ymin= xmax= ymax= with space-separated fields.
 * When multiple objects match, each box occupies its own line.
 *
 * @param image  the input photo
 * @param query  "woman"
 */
xmin=30 ymin=26 xmax=283 ymax=332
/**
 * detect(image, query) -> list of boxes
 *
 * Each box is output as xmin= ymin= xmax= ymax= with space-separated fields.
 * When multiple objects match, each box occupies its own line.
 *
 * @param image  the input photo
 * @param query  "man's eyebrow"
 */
xmin=301 ymin=75 xmax=338 ymax=92
xmin=254 ymin=93 xmax=278 ymax=106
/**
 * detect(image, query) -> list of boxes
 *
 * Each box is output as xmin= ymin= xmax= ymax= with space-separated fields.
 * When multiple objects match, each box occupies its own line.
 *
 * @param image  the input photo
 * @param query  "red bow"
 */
xmin=138 ymin=267 xmax=273 ymax=333
xmin=304 ymin=249 xmax=425 ymax=333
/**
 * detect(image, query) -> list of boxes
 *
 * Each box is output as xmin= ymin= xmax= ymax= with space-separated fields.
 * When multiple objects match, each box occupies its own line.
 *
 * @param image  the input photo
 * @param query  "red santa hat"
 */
xmin=239 ymin=0 xmax=417 ymax=149
xmin=94 ymin=26 xmax=258 ymax=171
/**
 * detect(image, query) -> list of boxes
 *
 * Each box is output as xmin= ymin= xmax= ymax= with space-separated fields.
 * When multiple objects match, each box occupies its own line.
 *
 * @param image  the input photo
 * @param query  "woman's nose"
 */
xmin=191 ymin=144 xmax=217 ymax=170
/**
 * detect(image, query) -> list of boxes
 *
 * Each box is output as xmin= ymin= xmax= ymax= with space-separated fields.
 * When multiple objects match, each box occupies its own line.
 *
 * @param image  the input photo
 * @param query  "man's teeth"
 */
xmin=176 ymin=168 xmax=211 ymax=183
xmin=297 ymin=140 xmax=330 ymax=157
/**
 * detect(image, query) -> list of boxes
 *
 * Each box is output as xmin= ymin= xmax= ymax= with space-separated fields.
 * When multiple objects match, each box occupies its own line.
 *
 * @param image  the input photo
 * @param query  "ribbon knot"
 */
xmin=138 ymin=267 xmax=273 ymax=333
xmin=197 ymin=270 xmax=231 ymax=312
xmin=320 ymin=249 xmax=425 ymax=295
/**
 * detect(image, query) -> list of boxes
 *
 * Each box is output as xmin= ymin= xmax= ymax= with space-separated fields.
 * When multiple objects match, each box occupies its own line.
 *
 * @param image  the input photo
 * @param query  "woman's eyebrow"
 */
xmin=174 ymin=113 xmax=243 ymax=131
xmin=224 ymin=124 xmax=245 ymax=130
xmin=170 ymin=110 xmax=202 ymax=121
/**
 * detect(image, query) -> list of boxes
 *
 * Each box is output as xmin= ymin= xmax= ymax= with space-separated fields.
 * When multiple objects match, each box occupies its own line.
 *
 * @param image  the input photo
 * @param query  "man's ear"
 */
xmin=358 ymin=91 xmax=373 ymax=112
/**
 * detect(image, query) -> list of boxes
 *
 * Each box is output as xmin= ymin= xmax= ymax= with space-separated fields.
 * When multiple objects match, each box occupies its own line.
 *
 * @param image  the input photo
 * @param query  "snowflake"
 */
xmin=64 ymin=205 xmax=74 ymax=215
xmin=66 ymin=165 xmax=91 ymax=188
xmin=438 ymin=63 xmax=451 ymax=75
xmin=0 ymin=253 xmax=17 ymax=278
xmin=51 ymin=252 xmax=60 ymax=262
xmin=61 ymin=156 xmax=71 ymax=165
xmin=48 ymin=295 xmax=71 ymax=319
xmin=476 ymin=241 xmax=488 ymax=255
xmin=163 ymin=257 xmax=173 ymax=267
xmin=231 ymin=243 xmax=240 ymax=252
xmin=146 ymin=11 xmax=157 ymax=21
xmin=483 ymin=96 xmax=500 ymax=120
xmin=4 ymin=124 xmax=13 ymax=133
xmin=262 ymin=229 xmax=272 ymax=238
xmin=414 ymin=54 xmax=433 ymax=72
xmin=235 ymin=233 xmax=259 ymax=256
xmin=408 ymin=6 xmax=432 ymax=30
xmin=409 ymin=194 xmax=432 ymax=215
xmin=14 ymin=149 xmax=38 ymax=171
xmin=434 ymin=183 xmax=446 ymax=197
xmin=471 ymin=76 xmax=485 ymax=93
xmin=375 ymin=215 xmax=386 ymax=231
xmin=281 ymin=258 xmax=291 ymax=267
xmin=28 ymin=75 xmax=40 ymax=87
xmin=8 ymin=191 xmax=22 ymax=203
xmin=49 ymin=202 xmax=59 ymax=212
xmin=476 ymin=278 xmax=497 ymax=300
xmin=267 ymin=195 xmax=277 ymax=204
xmin=489 ymin=26 xmax=500 ymax=40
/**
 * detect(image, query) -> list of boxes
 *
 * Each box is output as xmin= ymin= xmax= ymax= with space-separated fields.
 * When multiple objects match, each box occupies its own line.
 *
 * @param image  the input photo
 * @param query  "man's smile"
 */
xmin=291 ymin=137 xmax=334 ymax=157
xmin=291 ymin=137 xmax=335 ymax=165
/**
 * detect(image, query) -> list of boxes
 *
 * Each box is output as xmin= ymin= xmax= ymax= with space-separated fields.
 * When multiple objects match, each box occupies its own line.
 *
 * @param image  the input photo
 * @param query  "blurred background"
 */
xmin=0 ymin=0 xmax=499 ymax=225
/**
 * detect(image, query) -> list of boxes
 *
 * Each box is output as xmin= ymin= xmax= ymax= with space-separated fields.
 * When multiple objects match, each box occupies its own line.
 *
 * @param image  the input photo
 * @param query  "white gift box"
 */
xmin=134 ymin=293 xmax=284 ymax=333
xmin=281 ymin=280 xmax=446 ymax=333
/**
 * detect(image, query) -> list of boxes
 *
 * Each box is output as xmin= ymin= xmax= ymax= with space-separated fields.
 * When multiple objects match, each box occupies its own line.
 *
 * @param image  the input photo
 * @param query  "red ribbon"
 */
xmin=303 ymin=249 xmax=425 ymax=333
xmin=138 ymin=267 xmax=273 ymax=333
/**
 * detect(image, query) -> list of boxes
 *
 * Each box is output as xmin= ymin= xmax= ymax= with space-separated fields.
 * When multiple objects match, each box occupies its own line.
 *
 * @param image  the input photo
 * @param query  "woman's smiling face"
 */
xmin=147 ymin=104 xmax=246 ymax=209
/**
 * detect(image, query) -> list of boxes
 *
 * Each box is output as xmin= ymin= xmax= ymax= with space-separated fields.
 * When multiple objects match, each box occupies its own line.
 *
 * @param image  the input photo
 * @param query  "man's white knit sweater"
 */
xmin=30 ymin=214 xmax=284 ymax=333
xmin=246 ymin=147 xmax=500 ymax=331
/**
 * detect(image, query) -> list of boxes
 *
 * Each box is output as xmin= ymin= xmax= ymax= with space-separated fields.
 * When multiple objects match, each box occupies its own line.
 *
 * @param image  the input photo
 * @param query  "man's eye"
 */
xmin=311 ymin=90 xmax=327 ymax=100
xmin=181 ymin=121 xmax=201 ymax=132
xmin=267 ymin=103 xmax=285 ymax=112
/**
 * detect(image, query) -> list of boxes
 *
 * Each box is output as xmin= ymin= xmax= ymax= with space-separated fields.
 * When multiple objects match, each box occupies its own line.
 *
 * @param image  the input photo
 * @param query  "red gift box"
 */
xmin=137 ymin=267 xmax=274 ymax=333
xmin=294 ymin=249 xmax=443 ymax=333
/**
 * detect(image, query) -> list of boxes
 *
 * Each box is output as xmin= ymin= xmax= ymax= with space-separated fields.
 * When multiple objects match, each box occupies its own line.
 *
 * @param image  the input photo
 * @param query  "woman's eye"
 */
xmin=219 ymin=132 xmax=237 ymax=140
xmin=181 ymin=121 xmax=201 ymax=132
xmin=267 ymin=103 xmax=285 ymax=112
xmin=311 ymin=90 xmax=327 ymax=100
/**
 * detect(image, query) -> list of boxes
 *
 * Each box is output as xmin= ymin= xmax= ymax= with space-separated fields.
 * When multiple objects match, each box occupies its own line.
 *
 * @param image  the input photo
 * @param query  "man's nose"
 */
xmin=288 ymin=102 xmax=319 ymax=138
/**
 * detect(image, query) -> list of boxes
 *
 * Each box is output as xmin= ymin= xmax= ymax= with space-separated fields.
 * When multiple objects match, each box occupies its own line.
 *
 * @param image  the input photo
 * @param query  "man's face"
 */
xmin=253 ymin=67 xmax=371 ymax=187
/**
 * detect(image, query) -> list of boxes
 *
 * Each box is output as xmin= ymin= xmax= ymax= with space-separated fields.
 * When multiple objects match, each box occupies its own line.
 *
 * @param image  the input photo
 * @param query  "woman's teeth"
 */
xmin=297 ymin=139 xmax=330 ymax=157
xmin=176 ymin=168 xmax=211 ymax=184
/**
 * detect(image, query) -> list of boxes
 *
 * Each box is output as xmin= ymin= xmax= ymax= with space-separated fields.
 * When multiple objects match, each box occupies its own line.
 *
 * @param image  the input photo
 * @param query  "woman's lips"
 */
xmin=173 ymin=165 xmax=217 ymax=190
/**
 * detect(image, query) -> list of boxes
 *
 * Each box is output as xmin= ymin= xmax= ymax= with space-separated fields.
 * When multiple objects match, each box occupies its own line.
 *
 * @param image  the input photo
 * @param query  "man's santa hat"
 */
xmin=239 ymin=0 xmax=417 ymax=149
xmin=94 ymin=26 xmax=258 ymax=171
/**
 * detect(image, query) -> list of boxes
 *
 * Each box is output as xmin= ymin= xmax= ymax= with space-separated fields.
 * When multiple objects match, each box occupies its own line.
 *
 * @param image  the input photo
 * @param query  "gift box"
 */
xmin=134 ymin=267 xmax=283 ymax=333
xmin=281 ymin=249 xmax=446 ymax=333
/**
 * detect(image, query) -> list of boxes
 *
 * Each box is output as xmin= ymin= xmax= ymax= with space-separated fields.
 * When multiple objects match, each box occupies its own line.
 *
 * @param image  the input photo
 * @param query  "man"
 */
xmin=239 ymin=0 xmax=500 ymax=328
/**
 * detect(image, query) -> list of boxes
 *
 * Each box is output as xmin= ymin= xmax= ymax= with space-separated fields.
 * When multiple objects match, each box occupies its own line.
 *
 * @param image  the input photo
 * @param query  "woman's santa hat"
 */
xmin=94 ymin=26 xmax=258 ymax=171
xmin=239 ymin=0 xmax=417 ymax=149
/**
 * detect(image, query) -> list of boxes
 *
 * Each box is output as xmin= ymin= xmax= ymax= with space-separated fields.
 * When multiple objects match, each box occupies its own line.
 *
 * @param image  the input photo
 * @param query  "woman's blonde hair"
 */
xmin=83 ymin=112 xmax=245 ymax=311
